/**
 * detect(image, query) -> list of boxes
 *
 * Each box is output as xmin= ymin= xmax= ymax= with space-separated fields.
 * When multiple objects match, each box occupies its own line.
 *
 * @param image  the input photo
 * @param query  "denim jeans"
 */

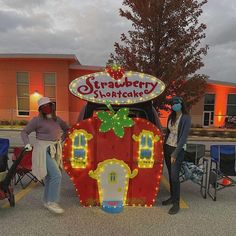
xmin=43 ymin=149 xmax=62 ymax=203
xmin=164 ymin=144 xmax=184 ymax=204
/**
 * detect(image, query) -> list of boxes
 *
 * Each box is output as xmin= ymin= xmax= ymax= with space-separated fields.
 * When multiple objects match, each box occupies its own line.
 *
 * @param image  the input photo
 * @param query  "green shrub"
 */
xmin=0 ymin=120 xmax=11 ymax=125
xmin=199 ymin=129 xmax=208 ymax=137
xmin=0 ymin=119 xmax=28 ymax=126
xmin=19 ymin=120 xmax=28 ymax=125
xmin=195 ymin=124 xmax=203 ymax=128
xmin=12 ymin=120 xmax=20 ymax=125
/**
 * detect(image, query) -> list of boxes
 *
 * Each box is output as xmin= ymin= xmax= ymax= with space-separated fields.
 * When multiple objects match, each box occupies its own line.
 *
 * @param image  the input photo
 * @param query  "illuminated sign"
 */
xmin=69 ymin=71 xmax=165 ymax=105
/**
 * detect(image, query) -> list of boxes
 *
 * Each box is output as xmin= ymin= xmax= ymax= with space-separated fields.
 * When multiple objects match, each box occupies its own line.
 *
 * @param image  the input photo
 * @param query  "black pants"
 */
xmin=164 ymin=144 xmax=184 ymax=205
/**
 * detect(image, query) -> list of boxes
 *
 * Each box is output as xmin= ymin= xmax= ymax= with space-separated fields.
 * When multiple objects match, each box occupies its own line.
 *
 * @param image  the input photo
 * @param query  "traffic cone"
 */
xmin=221 ymin=177 xmax=232 ymax=186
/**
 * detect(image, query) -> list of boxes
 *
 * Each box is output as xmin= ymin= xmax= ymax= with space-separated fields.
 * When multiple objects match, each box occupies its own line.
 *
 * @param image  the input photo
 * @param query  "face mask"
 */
xmin=172 ymin=103 xmax=182 ymax=112
xmin=41 ymin=105 xmax=52 ymax=115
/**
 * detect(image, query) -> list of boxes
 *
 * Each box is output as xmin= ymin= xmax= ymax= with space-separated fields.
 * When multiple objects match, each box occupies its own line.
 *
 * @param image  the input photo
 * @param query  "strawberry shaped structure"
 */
xmin=105 ymin=64 xmax=125 ymax=80
xmin=63 ymin=116 xmax=163 ymax=209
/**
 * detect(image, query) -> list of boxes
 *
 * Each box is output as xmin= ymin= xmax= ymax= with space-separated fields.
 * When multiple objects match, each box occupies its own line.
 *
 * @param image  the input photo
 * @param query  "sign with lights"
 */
xmin=69 ymin=71 xmax=165 ymax=105
xmin=64 ymin=66 xmax=165 ymax=213
xmin=63 ymin=117 xmax=164 ymax=212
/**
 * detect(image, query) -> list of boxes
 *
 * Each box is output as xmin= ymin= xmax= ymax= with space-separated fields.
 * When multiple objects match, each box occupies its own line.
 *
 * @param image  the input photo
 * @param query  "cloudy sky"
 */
xmin=0 ymin=0 xmax=235 ymax=83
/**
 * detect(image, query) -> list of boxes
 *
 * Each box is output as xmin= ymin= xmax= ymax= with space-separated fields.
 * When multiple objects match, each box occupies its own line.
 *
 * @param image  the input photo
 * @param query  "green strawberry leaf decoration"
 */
xmin=97 ymin=101 xmax=134 ymax=138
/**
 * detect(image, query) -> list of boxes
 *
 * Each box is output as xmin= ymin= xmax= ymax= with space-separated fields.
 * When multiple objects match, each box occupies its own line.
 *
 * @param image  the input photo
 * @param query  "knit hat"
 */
xmin=172 ymin=96 xmax=183 ymax=104
xmin=38 ymin=97 xmax=51 ymax=108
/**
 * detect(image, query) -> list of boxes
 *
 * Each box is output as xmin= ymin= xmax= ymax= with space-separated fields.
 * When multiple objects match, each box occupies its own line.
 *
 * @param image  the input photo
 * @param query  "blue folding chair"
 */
xmin=0 ymin=138 xmax=9 ymax=173
xmin=0 ymin=138 xmax=15 ymax=207
xmin=208 ymin=145 xmax=236 ymax=201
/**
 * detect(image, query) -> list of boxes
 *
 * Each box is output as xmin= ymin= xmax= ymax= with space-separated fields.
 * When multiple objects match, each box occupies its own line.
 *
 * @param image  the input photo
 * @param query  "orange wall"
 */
xmin=160 ymin=83 xmax=236 ymax=128
xmin=0 ymin=58 xmax=71 ymax=122
xmin=206 ymin=83 xmax=236 ymax=127
xmin=1 ymin=57 xmax=236 ymax=128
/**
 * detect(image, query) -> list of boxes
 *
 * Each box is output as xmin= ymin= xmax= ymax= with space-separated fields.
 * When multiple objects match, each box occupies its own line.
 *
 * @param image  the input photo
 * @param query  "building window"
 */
xmin=227 ymin=94 xmax=236 ymax=116
xmin=44 ymin=73 xmax=56 ymax=103
xmin=203 ymin=94 xmax=215 ymax=125
xmin=16 ymin=72 xmax=29 ymax=116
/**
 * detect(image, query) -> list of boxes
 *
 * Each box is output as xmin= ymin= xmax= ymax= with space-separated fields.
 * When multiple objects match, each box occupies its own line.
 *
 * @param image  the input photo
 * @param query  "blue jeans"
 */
xmin=43 ymin=150 xmax=62 ymax=203
xmin=164 ymin=144 xmax=184 ymax=204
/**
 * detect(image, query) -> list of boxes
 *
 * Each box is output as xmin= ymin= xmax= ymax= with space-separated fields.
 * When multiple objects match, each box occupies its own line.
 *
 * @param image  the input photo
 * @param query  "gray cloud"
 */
xmin=1 ymin=0 xmax=46 ymax=10
xmin=0 ymin=0 xmax=130 ymax=66
xmin=200 ymin=0 xmax=236 ymax=82
xmin=0 ymin=0 xmax=235 ymax=83
xmin=0 ymin=10 xmax=52 ymax=31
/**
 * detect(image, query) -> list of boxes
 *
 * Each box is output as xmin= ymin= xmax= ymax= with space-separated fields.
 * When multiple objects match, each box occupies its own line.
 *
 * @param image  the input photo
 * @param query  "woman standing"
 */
xmin=162 ymin=97 xmax=191 ymax=215
xmin=21 ymin=97 xmax=69 ymax=214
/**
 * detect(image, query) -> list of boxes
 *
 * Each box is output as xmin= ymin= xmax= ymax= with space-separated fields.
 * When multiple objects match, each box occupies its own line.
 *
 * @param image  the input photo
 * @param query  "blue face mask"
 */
xmin=172 ymin=103 xmax=182 ymax=112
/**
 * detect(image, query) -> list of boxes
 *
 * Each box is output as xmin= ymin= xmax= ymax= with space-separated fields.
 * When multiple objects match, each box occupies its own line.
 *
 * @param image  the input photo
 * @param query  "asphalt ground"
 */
xmin=1 ymin=161 xmax=236 ymax=236
xmin=1 ymin=130 xmax=236 ymax=236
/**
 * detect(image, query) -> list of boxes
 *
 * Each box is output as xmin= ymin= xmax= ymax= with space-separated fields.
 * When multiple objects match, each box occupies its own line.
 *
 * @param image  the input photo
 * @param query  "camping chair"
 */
xmin=0 ymin=139 xmax=14 ymax=207
xmin=12 ymin=147 xmax=44 ymax=189
xmin=0 ymin=138 xmax=9 ymax=173
xmin=0 ymin=138 xmax=10 ymax=184
xmin=179 ymin=143 xmax=208 ymax=198
xmin=207 ymin=145 xmax=236 ymax=201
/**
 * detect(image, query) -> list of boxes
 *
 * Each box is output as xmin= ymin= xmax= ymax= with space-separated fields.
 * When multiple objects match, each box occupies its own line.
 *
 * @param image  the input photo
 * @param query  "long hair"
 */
xmin=38 ymin=103 xmax=57 ymax=121
xmin=169 ymin=100 xmax=188 ymax=125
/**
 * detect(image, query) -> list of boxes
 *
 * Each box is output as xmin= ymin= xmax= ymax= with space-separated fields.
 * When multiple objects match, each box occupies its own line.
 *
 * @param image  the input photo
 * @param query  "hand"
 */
xmin=171 ymin=156 xmax=176 ymax=164
xmin=25 ymin=143 xmax=32 ymax=151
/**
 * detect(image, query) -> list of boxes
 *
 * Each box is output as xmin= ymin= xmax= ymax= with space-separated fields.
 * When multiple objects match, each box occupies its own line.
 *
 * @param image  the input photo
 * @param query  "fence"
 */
xmin=0 ymin=109 xmax=71 ymax=126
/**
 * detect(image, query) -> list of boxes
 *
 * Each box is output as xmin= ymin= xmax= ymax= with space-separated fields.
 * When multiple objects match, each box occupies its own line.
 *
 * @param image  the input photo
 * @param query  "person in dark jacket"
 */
xmin=162 ymin=96 xmax=191 ymax=215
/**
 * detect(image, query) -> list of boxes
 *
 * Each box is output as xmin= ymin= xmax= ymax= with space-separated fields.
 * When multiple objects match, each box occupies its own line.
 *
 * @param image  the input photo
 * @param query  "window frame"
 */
xmin=227 ymin=94 xmax=236 ymax=116
xmin=203 ymin=93 xmax=215 ymax=125
xmin=16 ymin=71 xmax=30 ymax=117
xmin=43 ymin=72 xmax=56 ymax=103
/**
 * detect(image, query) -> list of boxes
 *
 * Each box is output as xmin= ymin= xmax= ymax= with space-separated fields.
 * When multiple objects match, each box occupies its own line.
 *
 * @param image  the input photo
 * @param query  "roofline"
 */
xmin=69 ymin=64 xmax=104 ymax=71
xmin=207 ymin=79 xmax=236 ymax=87
xmin=0 ymin=53 xmax=80 ymax=63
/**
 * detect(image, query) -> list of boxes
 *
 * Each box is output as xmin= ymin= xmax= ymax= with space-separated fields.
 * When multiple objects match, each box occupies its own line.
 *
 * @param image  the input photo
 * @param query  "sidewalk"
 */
xmin=1 ymin=168 xmax=236 ymax=236
xmin=1 ymin=129 xmax=236 ymax=235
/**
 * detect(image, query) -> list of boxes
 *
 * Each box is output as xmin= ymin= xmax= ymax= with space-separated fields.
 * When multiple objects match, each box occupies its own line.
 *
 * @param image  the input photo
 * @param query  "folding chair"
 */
xmin=0 ymin=138 xmax=15 ymax=206
xmin=0 ymin=138 xmax=9 ymax=173
xmin=207 ymin=145 xmax=236 ymax=201
xmin=179 ymin=144 xmax=208 ymax=198
xmin=12 ymin=147 xmax=44 ymax=189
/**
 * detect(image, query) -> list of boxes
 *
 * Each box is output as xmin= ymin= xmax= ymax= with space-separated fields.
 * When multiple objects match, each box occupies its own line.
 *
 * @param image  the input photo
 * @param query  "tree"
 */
xmin=109 ymin=0 xmax=209 ymax=110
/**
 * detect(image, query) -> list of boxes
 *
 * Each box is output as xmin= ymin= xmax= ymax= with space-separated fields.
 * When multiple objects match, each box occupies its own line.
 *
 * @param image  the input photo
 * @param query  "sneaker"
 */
xmin=45 ymin=202 xmax=64 ymax=214
xmin=162 ymin=198 xmax=173 ymax=206
xmin=168 ymin=203 xmax=180 ymax=215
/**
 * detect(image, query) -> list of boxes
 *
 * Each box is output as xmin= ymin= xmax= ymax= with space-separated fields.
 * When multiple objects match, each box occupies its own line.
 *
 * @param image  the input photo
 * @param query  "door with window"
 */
xmin=203 ymin=111 xmax=211 ymax=127
xmin=203 ymin=94 xmax=215 ymax=127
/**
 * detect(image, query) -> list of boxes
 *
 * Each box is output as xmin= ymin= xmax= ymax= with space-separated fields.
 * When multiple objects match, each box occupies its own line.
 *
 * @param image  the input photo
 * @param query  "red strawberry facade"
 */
xmin=64 ymin=66 xmax=166 ymax=213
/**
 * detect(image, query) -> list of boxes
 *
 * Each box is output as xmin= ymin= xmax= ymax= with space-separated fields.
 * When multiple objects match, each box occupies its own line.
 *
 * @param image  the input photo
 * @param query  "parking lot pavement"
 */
xmin=1 ymin=129 xmax=236 ymax=235
xmin=1 ymin=168 xmax=236 ymax=236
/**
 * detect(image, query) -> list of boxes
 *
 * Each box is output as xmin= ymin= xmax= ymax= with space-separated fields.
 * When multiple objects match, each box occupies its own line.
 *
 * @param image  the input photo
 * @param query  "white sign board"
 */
xmin=69 ymin=71 xmax=165 ymax=105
